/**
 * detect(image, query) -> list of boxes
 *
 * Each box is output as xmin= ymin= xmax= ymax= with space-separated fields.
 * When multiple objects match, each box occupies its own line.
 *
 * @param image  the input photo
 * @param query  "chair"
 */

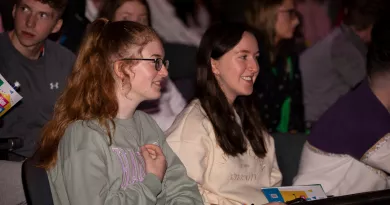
xmin=22 ymin=157 xmax=54 ymax=205
xmin=0 ymin=160 xmax=26 ymax=205
xmin=0 ymin=137 xmax=23 ymax=160
xmin=272 ymin=132 xmax=307 ymax=186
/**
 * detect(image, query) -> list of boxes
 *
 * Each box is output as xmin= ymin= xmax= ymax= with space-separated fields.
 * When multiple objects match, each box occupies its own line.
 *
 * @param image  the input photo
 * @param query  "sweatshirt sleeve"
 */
xmin=166 ymin=109 xmax=232 ymax=204
xmin=59 ymin=124 xmax=163 ymax=205
xmin=149 ymin=116 xmax=204 ymax=205
xmin=268 ymin=136 xmax=283 ymax=187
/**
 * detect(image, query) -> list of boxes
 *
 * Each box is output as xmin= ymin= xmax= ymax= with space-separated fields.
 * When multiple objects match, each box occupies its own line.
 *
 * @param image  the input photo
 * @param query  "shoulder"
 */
xmin=174 ymin=99 xmax=209 ymax=127
xmin=300 ymin=30 xmax=337 ymax=62
xmin=61 ymin=120 xmax=110 ymax=151
xmin=45 ymin=40 xmax=76 ymax=66
xmin=133 ymin=111 xmax=166 ymax=144
xmin=165 ymin=99 xmax=213 ymax=142
xmin=134 ymin=110 xmax=157 ymax=125
xmin=330 ymin=30 xmax=360 ymax=57
xmin=307 ymin=83 xmax=368 ymax=154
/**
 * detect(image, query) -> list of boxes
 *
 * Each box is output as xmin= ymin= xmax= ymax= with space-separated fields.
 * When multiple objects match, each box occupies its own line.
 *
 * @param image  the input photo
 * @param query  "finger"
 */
xmin=147 ymin=148 xmax=157 ymax=159
xmin=140 ymin=146 xmax=151 ymax=161
xmin=147 ymin=148 xmax=156 ymax=155
xmin=144 ymin=144 xmax=164 ymax=156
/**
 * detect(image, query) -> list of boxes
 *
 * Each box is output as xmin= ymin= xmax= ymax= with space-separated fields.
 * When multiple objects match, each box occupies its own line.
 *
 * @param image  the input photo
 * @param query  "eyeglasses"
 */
xmin=118 ymin=58 xmax=169 ymax=71
xmin=279 ymin=8 xmax=299 ymax=19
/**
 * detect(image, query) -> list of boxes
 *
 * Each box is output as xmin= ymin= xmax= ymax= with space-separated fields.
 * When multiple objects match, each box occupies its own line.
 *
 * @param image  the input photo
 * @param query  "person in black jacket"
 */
xmin=246 ymin=0 xmax=305 ymax=133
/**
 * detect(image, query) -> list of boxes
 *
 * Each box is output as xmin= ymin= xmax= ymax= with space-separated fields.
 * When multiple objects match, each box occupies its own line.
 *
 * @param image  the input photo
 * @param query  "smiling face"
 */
xmin=124 ymin=39 xmax=168 ymax=102
xmin=113 ymin=1 xmax=149 ymax=25
xmin=211 ymin=31 xmax=260 ymax=103
xmin=12 ymin=0 xmax=62 ymax=47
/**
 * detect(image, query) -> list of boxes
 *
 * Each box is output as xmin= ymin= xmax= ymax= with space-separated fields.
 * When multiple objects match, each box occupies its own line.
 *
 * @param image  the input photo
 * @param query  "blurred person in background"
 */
xmin=58 ymin=0 xmax=105 ymax=52
xmin=294 ymin=15 xmax=390 ymax=195
xmin=170 ymin=0 xmax=210 ymax=36
xmin=145 ymin=0 xmax=203 ymax=47
xmin=0 ymin=0 xmax=75 ymax=161
xmin=296 ymin=0 xmax=331 ymax=46
xmin=100 ymin=0 xmax=187 ymax=131
xmin=246 ymin=0 xmax=305 ymax=134
xmin=300 ymin=0 xmax=385 ymax=128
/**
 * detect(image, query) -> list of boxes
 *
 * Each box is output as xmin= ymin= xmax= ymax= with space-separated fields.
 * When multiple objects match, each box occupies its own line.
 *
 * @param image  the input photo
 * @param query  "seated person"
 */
xmin=293 ymin=16 xmax=390 ymax=196
xmin=36 ymin=19 xmax=203 ymax=204
xmin=0 ymin=0 xmax=75 ymax=160
xmin=99 ymin=0 xmax=187 ymax=131
xmin=166 ymin=23 xmax=283 ymax=205
xmin=299 ymin=0 xmax=384 ymax=125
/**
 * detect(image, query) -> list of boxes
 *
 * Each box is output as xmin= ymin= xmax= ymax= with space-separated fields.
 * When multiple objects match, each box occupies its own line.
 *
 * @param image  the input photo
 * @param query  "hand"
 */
xmin=141 ymin=144 xmax=167 ymax=182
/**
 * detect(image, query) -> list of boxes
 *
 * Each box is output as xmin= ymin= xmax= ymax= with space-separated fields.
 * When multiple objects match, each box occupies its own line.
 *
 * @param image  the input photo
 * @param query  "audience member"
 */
xmin=37 ymin=19 xmax=203 ymax=204
xmin=100 ymin=0 xmax=187 ymax=131
xmin=294 ymin=16 xmax=390 ymax=196
xmin=246 ymin=0 xmax=305 ymax=133
xmin=296 ymin=0 xmax=331 ymax=46
xmin=170 ymin=0 xmax=210 ymax=36
xmin=166 ymin=23 xmax=283 ymax=205
xmin=59 ymin=0 xmax=104 ymax=52
xmin=0 ymin=0 xmax=75 ymax=161
xmin=146 ymin=0 xmax=201 ymax=46
xmin=300 ymin=0 xmax=384 ymax=126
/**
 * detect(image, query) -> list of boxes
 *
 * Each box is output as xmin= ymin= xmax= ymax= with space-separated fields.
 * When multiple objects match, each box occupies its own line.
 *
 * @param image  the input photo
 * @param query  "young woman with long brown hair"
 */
xmin=99 ymin=0 xmax=188 ymax=131
xmin=36 ymin=18 xmax=203 ymax=204
xmin=166 ymin=23 xmax=283 ymax=205
xmin=246 ymin=0 xmax=305 ymax=134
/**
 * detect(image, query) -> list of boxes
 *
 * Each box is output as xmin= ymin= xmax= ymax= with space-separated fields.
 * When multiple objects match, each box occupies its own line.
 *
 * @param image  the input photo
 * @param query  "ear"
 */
xmin=51 ymin=19 xmax=63 ymax=34
xmin=113 ymin=61 xmax=136 ymax=81
xmin=12 ymin=5 xmax=16 ymax=19
xmin=113 ymin=61 xmax=125 ymax=80
xmin=211 ymin=58 xmax=220 ymax=75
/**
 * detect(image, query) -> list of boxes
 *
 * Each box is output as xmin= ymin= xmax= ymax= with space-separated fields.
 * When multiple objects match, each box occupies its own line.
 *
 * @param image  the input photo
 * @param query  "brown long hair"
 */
xmin=245 ymin=0 xmax=284 ymax=49
xmin=36 ymin=18 xmax=159 ymax=169
xmin=196 ymin=22 xmax=267 ymax=158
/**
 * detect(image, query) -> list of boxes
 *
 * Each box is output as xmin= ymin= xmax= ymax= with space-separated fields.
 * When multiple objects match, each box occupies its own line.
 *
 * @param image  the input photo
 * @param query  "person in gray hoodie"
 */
xmin=35 ymin=18 xmax=203 ymax=205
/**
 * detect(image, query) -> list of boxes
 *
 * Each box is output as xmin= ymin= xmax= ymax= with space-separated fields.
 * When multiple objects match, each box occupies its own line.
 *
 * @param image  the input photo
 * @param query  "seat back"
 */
xmin=0 ymin=160 xmax=26 ymax=205
xmin=272 ymin=132 xmax=307 ymax=186
xmin=22 ymin=158 xmax=54 ymax=205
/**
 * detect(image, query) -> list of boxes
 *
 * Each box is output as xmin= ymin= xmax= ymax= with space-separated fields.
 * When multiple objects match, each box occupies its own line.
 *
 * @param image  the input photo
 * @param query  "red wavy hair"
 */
xmin=36 ymin=18 xmax=159 ymax=169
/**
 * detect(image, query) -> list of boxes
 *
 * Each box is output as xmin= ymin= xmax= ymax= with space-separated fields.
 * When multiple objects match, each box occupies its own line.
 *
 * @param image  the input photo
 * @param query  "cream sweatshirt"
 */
xmin=166 ymin=100 xmax=282 ymax=205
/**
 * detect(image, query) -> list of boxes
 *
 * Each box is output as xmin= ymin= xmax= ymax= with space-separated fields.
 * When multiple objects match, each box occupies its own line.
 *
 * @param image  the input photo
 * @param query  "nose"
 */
xmin=26 ymin=14 xmax=37 ymax=28
xmin=158 ymin=65 xmax=168 ymax=78
xmin=249 ymin=58 xmax=259 ymax=73
xmin=293 ymin=16 xmax=300 ymax=27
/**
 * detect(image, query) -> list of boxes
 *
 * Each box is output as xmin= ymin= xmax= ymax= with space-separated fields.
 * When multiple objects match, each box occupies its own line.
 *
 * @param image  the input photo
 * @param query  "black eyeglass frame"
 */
xmin=117 ymin=58 xmax=169 ymax=71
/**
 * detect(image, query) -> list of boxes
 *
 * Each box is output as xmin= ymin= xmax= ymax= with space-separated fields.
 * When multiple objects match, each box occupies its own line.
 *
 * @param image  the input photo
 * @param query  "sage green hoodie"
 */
xmin=47 ymin=111 xmax=203 ymax=205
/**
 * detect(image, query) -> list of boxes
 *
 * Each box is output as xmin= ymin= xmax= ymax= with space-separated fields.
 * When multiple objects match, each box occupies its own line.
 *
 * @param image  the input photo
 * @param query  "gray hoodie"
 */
xmin=47 ymin=111 xmax=203 ymax=205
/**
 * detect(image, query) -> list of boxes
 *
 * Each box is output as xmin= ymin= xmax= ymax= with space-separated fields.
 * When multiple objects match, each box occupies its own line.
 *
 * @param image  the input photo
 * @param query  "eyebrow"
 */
xmin=20 ymin=3 xmax=54 ymax=17
xmin=19 ymin=3 xmax=30 ymax=9
xmin=151 ymin=54 xmax=163 ymax=58
xmin=236 ymin=50 xmax=260 ymax=55
xmin=121 ymin=11 xmax=147 ymax=16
